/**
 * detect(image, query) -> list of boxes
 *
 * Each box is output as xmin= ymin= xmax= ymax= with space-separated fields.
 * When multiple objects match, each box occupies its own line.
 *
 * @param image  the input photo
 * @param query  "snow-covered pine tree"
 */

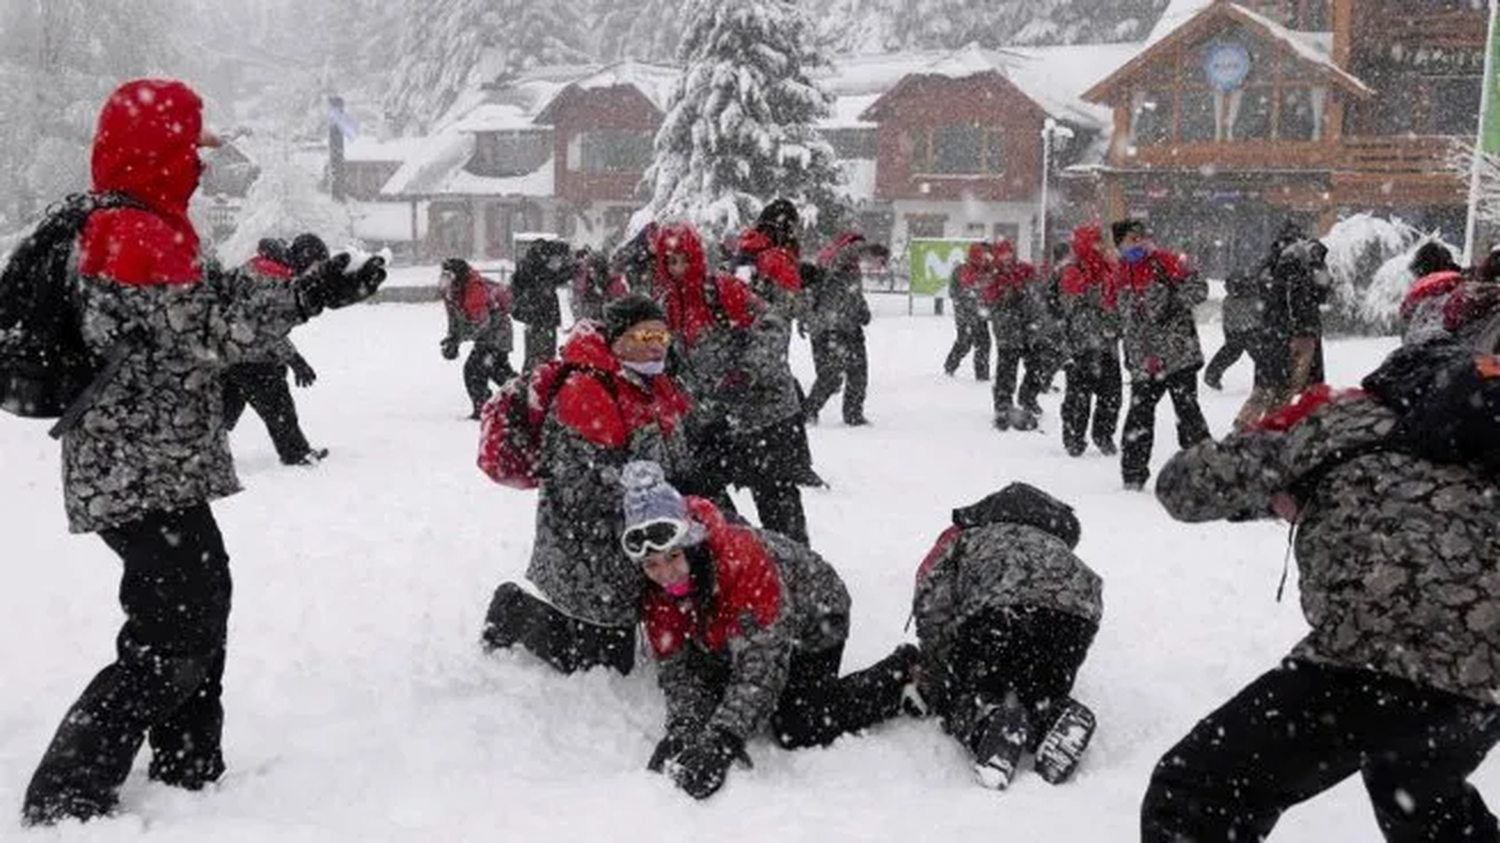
xmin=637 ymin=0 xmax=847 ymax=241
xmin=814 ymin=0 xmax=1171 ymax=51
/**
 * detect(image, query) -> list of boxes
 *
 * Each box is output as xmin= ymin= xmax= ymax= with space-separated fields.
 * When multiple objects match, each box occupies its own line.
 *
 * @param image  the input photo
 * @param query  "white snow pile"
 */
xmin=1320 ymin=213 xmax=1425 ymax=334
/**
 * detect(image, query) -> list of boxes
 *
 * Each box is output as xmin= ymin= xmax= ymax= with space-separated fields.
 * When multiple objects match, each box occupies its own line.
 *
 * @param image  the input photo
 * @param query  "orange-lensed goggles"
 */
xmin=624 ymin=328 xmax=672 ymax=345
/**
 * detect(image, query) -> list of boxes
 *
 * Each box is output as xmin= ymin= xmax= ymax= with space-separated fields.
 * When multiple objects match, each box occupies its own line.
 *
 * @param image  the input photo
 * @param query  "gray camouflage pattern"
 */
xmin=1156 ymin=395 xmax=1500 ymax=705
xmin=1059 ymin=276 xmax=1120 ymax=356
xmin=802 ymin=260 xmax=871 ymax=338
xmin=444 ymin=287 xmax=513 ymax=351
xmin=1118 ymin=270 xmax=1207 ymax=379
xmin=63 ymin=267 xmax=305 ymax=533
xmin=672 ymin=281 xmax=801 ymax=436
xmin=237 ymin=261 xmax=302 ymax=365
xmin=658 ymin=529 xmax=850 ymax=743
xmin=913 ymin=522 xmax=1104 ymax=657
xmin=525 ymin=370 xmax=694 ymax=626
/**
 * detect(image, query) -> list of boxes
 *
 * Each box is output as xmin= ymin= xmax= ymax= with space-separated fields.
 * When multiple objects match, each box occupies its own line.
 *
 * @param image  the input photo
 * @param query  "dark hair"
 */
xmin=257 ymin=237 xmax=290 ymax=265
xmin=1409 ymin=242 xmax=1460 ymax=278
xmin=603 ymin=292 xmax=667 ymax=343
xmin=1110 ymin=219 xmax=1146 ymax=245
xmin=756 ymin=198 xmax=800 ymax=247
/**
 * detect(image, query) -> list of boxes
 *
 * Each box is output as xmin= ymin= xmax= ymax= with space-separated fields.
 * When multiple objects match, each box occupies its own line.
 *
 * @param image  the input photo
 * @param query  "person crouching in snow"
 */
xmin=911 ymin=482 xmax=1102 ymax=790
xmin=622 ymin=460 xmax=920 ymax=799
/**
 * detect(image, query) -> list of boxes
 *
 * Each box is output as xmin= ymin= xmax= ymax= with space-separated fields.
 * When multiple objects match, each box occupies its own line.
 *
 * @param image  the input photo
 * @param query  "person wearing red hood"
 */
xmin=945 ymin=241 xmax=996 ymax=380
xmin=439 ymin=257 xmax=515 ymax=419
xmin=666 ymin=218 xmax=815 ymax=544
xmin=1057 ymin=224 xmax=1122 ymax=457
xmin=21 ymin=79 xmax=385 ymax=826
xmin=480 ymin=294 xmax=694 ymax=675
xmin=1111 ymin=219 xmax=1210 ymax=490
xmin=980 ymin=240 xmax=1046 ymax=431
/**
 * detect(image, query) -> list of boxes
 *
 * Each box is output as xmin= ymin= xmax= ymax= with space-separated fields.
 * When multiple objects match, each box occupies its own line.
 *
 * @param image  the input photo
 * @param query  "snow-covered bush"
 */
xmin=1320 ymin=213 xmax=1424 ymax=335
xmin=1355 ymin=236 xmax=1461 ymax=334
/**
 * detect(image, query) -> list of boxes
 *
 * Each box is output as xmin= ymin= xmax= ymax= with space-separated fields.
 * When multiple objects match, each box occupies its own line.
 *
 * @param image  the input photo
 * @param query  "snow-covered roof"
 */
xmin=380 ymin=129 xmax=474 ymax=197
xmin=858 ymin=43 xmax=1138 ymax=129
xmin=1148 ymin=0 xmax=1215 ymax=44
xmin=822 ymin=93 xmax=882 ymax=129
xmin=1083 ymin=1 xmax=1372 ymax=103
xmin=559 ymin=60 xmax=680 ymax=113
xmin=444 ymin=160 xmax=554 ymax=198
xmin=819 ymin=50 xmax=953 ymax=97
xmin=343 ymin=136 xmax=424 ymax=164
xmin=449 ymin=103 xmax=547 ymax=134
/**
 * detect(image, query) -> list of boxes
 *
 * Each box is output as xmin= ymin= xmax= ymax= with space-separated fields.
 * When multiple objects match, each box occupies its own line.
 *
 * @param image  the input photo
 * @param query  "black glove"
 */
xmin=670 ymin=729 xmax=743 ymax=800
xmin=440 ymin=337 xmax=459 ymax=360
xmin=646 ymin=735 xmax=685 ymax=773
xmin=295 ymin=254 xmax=387 ymax=318
xmin=289 ymin=354 xmax=317 ymax=387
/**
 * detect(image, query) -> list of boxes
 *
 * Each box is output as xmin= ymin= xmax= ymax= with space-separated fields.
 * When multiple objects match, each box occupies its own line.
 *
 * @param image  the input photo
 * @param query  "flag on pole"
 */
xmin=1483 ymin=0 xmax=1500 ymax=154
xmin=1463 ymin=0 xmax=1500 ymax=261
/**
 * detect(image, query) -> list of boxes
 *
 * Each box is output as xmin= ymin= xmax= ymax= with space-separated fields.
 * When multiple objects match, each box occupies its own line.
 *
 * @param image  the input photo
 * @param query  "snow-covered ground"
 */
xmin=2 ymin=293 xmax=1485 ymax=842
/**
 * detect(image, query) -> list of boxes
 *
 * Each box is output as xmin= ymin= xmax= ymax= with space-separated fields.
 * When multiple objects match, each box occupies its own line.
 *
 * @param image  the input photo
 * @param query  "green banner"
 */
xmin=1484 ymin=3 xmax=1500 ymax=154
xmin=906 ymin=239 xmax=973 ymax=297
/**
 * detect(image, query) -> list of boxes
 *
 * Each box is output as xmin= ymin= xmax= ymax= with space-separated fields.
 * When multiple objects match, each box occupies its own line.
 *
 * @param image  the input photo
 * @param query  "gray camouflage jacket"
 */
xmin=64 ymin=267 xmax=305 ymax=533
xmin=912 ymin=521 xmax=1103 ymax=658
xmin=236 ymin=257 xmax=302 ymax=366
xmin=649 ymin=501 xmax=850 ymax=743
xmin=1156 ymin=394 xmax=1500 ymax=705
xmin=525 ymin=328 xmax=694 ymax=626
xmin=1117 ymin=252 xmax=1207 ymax=379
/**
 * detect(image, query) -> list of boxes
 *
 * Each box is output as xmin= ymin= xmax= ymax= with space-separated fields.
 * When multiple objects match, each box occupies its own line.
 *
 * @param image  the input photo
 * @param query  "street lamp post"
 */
xmin=1038 ymin=118 xmax=1074 ymax=262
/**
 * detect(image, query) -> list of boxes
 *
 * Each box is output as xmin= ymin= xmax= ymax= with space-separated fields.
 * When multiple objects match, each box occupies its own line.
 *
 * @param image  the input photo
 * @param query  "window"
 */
xmin=906 ymin=214 xmax=946 ymax=238
xmin=1279 ymin=86 xmax=1324 ymax=141
xmin=909 ymin=125 xmax=1004 ymax=175
xmin=1179 ymin=90 xmax=1217 ymax=143
xmin=572 ymin=130 xmax=653 ymax=174
xmin=1227 ymin=88 xmax=1273 ymax=141
xmin=823 ymin=128 xmax=878 ymax=159
xmin=470 ymin=131 xmax=551 ymax=178
xmin=1131 ymin=90 xmax=1172 ymax=146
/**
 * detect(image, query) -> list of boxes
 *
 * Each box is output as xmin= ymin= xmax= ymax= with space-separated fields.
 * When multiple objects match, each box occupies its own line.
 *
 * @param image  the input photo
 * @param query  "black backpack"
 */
xmin=0 ymin=192 xmax=143 ymax=423
xmin=1361 ymin=340 xmax=1500 ymax=475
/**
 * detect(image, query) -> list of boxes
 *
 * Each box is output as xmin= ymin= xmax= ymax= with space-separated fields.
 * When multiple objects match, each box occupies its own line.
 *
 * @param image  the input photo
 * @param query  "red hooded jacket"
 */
xmin=737 ymin=229 xmax=801 ymax=293
xmin=641 ymin=496 xmax=783 ymax=659
xmin=551 ymin=326 xmax=691 ymax=449
xmin=1115 ymin=247 xmax=1193 ymax=296
xmin=1059 ymin=223 xmax=1118 ymax=310
xmin=78 ymin=79 xmax=205 ymax=287
xmin=651 ymin=223 xmax=758 ymax=346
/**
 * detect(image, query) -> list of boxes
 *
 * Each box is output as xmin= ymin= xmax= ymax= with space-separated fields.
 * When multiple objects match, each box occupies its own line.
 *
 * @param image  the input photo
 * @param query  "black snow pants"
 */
xmin=769 ymin=642 xmax=913 ymax=748
xmin=463 ymin=341 xmax=516 ymax=414
xmin=931 ymin=605 xmax=1097 ymax=751
xmin=24 ymin=504 xmax=232 ymax=825
xmin=1203 ymin=333 xmax=1249 ymax=386
xmin=945 ymin=311 xmax=991 ymax=380
xmin=803 ymin=329 xmax=868 ymax=423
xmin=1141 ymin=659 xmax=1500 ymax=843
xmin=481 ymin=582 xmax=636 ymax=676
xmin=223 ymin=362 xmax=312 ymax=464
xmin=1120 ymin=367 xmax=1210 ymax=487
xmin=1061 ymin=347 xmax=1122 ymax=453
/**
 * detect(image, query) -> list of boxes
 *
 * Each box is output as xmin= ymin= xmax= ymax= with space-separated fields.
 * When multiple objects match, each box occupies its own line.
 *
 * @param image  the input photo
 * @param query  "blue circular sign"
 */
xmin=1203 ymin=42 xmax=1252 ymax=91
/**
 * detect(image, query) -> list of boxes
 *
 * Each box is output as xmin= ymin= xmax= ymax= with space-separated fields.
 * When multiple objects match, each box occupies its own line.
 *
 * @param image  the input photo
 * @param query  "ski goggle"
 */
xmin=622 ymin=518 xmax=689 ymax=560
xmin=624 ymin=328 xmax=672 ymax=346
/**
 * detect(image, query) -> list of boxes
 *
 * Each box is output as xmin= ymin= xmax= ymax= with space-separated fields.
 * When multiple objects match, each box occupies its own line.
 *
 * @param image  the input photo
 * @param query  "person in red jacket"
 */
xmin=481 ymin=295 xmax=694 ymax=674
xmin=439 ymin=257 xmax=515 ymax=419
xmin=945 ymin=241 xmax=997 ymax=380
xmin=623 ymin=460 xmax=919 ymax=800
xmin=1057 ymin=224 xmax=1122 ymax=456
xmin=22 ymin=78 xmax=385 ymax=826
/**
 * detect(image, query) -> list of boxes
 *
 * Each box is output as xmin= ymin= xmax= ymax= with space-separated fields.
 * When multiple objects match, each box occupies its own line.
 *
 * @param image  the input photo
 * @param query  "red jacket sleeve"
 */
xmin=553 ymin=375 xmax=627 ymax=447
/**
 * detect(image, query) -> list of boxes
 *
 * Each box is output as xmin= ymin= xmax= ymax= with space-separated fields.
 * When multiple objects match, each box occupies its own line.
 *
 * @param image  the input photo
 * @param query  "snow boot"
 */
xmin=285 ymin=447 xmax=329 ymax=467
xmin=1093 ymin=436 xmax=1117 ymax=456
xmin=971 ymin=697 xmax=1033 ymax=791
xmin=21 ymin=791 xmax=117 ymax=827
xmin=148 ymin=750 xmax=225 ymax=791
xmin=481 ymin=582 xmax=536 ymax=652
xmin=1007 ymin=405 xmax=1039 ymax=432
xmin=1034 ymin=698 xmax=1096 ymax=785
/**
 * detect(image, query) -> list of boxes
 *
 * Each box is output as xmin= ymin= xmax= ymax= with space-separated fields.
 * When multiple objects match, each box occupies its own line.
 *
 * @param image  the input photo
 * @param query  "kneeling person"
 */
xmin=624 ymin=461 xmax=918 ymax=799
xmin=912 ymin=483 xmax=1103 ymax=790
